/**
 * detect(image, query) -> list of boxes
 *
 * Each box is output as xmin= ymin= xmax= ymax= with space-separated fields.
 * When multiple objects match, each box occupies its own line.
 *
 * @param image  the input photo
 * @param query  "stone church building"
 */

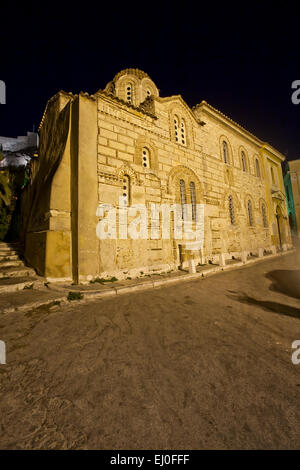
xmin=21 ymin=68 xmax=292 ymax=282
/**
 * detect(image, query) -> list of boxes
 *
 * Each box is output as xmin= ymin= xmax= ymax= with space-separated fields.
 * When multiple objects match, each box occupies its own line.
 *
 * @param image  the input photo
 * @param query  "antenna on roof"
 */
xmin=33 ymin=124 xmax=35 ymax=132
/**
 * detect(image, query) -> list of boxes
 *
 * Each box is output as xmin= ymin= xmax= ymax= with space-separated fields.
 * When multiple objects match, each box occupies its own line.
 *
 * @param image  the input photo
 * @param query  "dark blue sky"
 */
xmin=1 ymin=2 xmax=299 ymax=160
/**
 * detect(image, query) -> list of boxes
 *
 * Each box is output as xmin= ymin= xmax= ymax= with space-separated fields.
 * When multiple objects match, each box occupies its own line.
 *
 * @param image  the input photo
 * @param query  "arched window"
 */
xmin=229 ymin=195 xmax=235 ymax=225
xmin=126 ymin=84 xmax=132 ymax=103
xmin=247 ymin=200 xmax=254 ymax=226
xmin=142 ymin=148 xmax=150 ymax=168
xmin=255 ymin=158 xmax=260 ymax=177
xmin=262 ymin=203 xmax=268 ymax=228
xmin=241 ymin=151 xmax=246 ymax=172
xmin=174 ymin=116 xmax=187 ymax=146
xmin=180 ymin=120 xmax=186 ymax=146
xmin=179 ymin=179 xmax=187 ymax=219
xmin=271 ymin=166 xmax=275 ymax=185
xmin=190 ymin=181 xmax=196 ymax=221
xmin=223 ymin=141 xmax=229 ymax=164
xmin=174 ymin=116 xmax=179 ymax=143
xmin=122 ymin=175 xmax=130 ymax=206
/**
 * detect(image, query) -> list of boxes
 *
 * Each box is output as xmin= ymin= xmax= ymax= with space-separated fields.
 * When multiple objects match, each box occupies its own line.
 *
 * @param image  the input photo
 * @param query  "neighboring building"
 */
xmin=284 ymin=159 xmax=300 ymax=238
xmin=20 ymin=69 xmax=292 ymax=282
xmin=0 ymin=132 xmax=39 ymax=152
xmin=260 ymin=145 xmax=293 ymax=247
xmin=0 ymin=132 xmax=39 ymax=168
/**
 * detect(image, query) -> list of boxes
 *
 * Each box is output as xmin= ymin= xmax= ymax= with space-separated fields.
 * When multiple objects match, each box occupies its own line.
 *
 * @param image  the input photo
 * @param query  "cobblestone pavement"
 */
xmin=0 ymin=252 xmax=299 ymax=449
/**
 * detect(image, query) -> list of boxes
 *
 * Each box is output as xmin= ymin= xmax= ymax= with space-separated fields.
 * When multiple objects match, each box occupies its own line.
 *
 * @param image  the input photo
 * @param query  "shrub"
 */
xmin=67 ymin=291 xmax=83 ymax=301
xmin=90 ymin=276 xmax=118 ymax=284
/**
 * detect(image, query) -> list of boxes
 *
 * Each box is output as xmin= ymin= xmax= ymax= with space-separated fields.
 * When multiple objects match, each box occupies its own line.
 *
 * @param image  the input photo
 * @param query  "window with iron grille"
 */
xmin=174 ymin=116 xmax=186 ymax=146
xmin=229 ymin=195 xmax=235 ymax=225
xmin=180 ymin=120 xmax=186 ymax=145
xmin=126 ymin=84 xmax=132 ymax=103
xmin=271 ymin=166 xmax=275 ymax=184
xmin=223 ymin=141 xmax=229 ymax=164
xmin=142 ymin=148 xmax=150 ymax=168
xmin=190 ymin=181 xmax=196 ymax=221
xmin=122 ymin=175 xmax=130 ymax=206
xmin=180 ymin=179 xmax=187 ymax=219
xmin=241 ymin=151 xmax=246 ymax=172
xmin=174 ymin=117 xmax=179 ymax=143
xmin=255 ymin=158 xmax=260 ymax=177
xmin=262 ymin=203 xmax=268 ymax=227
xmin=248 ymin=199 xmax=254 ymax=226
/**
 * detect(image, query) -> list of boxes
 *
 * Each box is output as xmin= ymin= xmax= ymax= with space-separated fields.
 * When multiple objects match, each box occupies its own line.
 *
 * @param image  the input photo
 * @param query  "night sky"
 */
xmin=1 ymin=2 xmax=299 ymax=160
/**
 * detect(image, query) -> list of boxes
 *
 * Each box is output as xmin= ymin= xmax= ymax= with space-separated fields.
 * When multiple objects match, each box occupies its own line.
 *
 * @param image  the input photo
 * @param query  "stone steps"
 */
xmin=0 ymin=243 xmax=23 ymax=257
xmin=0 ymin=265 xmax=36 ymax=279
xmin=0 ymin=260 xmax=25 ymax=268
xmin=0 ymin=243 xmax=23 ymax=251
xmin=0 ymin=254 xmax=20 ymax=261
xmin=0 ymin=252 xmax=22 ymax=259
xmin=0 ymin=241 xmax=23 ymax=248
xmin=0 ymin=241 xmax=43 ymax=294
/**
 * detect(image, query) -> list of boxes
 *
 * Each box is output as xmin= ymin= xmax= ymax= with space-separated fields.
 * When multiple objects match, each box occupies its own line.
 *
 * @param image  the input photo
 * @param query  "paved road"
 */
xmin=0 ymin=252 xmax=299 ymax=449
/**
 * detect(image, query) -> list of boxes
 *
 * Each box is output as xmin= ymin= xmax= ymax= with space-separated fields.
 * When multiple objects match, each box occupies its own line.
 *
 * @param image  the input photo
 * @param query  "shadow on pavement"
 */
xmin=266 ymin=270 xmax=300 ymax=300
xmin=227 ymin=293 xmax=300 ymax=320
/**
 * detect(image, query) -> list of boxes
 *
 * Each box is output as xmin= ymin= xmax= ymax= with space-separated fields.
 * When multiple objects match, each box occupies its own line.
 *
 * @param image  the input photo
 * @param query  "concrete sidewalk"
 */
xmin=0 ymin=249 xmax=294 ymax=315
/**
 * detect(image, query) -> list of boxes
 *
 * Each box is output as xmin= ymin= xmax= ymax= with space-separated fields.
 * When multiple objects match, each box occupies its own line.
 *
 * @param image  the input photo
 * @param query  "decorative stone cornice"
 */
xmin=193 ymin=101 xmax=264 ymax=147
xmin=98 ymin=171 xmax=119 ymax=182
xmin=194 ymin=102 xmax=286 ymax=162
xmin=157 ymin=95 xmax=203 ymax=135
xmin=118 ymin=165 xmax=139 ymax=184
xmin=112 ymin=68 xmax=152 ymax=83
xmin=261 ymin=143 xmax=285 ymax=162
xmin=204 ymin=196 xmax=220 ymax=206
xmin=97 ymin=90 xmax=157 ymax=119
xmin=271 ymin=189 xmax=285 ymax=200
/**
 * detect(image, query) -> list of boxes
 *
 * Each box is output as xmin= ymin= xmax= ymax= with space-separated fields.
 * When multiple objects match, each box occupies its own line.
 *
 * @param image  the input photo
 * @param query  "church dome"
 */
xmin=104 ymin=68 xmax=159 ymax=107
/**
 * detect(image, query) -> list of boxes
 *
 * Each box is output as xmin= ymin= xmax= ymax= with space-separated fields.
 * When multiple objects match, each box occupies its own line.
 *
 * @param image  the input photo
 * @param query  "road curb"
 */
xmin=0 ymin=249 xmax=294 ymax=314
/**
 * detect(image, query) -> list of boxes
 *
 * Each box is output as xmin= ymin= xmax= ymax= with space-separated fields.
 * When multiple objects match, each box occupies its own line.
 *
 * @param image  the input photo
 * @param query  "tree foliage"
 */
xmin=0 ymin=152 xmax=28 ymax=240
xmin=0 ymin=152 xmax=11 ymax=208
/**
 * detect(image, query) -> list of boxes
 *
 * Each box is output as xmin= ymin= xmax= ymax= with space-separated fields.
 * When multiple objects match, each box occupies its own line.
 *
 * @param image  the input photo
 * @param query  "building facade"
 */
xmin=21 ymin=69 xmax=292 ymax=282
xmin=284 ymin=159 xmax=300 ymax=238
